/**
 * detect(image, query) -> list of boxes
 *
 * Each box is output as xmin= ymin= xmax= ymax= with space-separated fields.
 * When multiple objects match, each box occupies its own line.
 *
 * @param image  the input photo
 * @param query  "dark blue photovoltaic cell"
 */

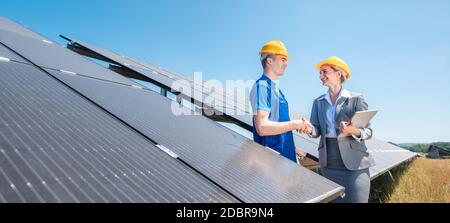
xmin=0 ymin=60 xmax=238 ymax=203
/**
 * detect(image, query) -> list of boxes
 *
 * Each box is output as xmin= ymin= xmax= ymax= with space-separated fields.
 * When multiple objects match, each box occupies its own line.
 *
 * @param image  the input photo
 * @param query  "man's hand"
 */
xmin=291 ymin=119 xmax=304 ymax=130
xmin=294 ymin=117 xmax=313 ymax=134
xmin=301 ymin=117 xmax=313 ymax=134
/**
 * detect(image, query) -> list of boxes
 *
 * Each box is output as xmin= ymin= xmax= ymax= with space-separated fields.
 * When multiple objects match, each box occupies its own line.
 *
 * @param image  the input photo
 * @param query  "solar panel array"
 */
xmin=0 ymin=60 xmax=237 ymax=203
xmin=0 ymin=17 xmax=344 ymax=203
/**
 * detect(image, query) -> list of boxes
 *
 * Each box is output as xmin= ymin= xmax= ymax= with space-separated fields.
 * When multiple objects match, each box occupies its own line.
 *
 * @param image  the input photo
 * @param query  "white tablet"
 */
xmin=351 ymin=110 xmax=378 ymax=128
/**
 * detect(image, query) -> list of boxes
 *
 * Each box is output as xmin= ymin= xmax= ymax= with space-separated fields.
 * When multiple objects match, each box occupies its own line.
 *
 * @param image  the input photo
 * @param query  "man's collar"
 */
xmin=261 ymin=74 xmax=280 ymax=85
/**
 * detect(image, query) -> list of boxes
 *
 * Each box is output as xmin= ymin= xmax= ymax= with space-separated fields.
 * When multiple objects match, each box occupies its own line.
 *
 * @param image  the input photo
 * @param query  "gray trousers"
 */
xmin=321 ymin=138 xmax=370 ymax=203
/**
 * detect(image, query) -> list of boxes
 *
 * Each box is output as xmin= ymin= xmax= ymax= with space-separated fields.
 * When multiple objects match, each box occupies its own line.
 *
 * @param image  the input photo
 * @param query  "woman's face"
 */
xmin=319 ymin=65 xmax=341 ymax=87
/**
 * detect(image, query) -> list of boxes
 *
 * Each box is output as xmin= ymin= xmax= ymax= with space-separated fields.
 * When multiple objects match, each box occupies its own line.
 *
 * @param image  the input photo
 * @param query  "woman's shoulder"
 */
xmin=314 ymin=93 xmax=327 ymax=101
xmin=346 ymin=90 xmax=368 ymax=106
xmin=346 ymin=90 xmax=364 ymax=99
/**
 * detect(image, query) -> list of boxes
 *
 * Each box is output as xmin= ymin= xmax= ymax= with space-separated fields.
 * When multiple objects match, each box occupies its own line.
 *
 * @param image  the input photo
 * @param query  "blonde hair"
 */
xmin=329 ymin=66 xmax=347 ymax=83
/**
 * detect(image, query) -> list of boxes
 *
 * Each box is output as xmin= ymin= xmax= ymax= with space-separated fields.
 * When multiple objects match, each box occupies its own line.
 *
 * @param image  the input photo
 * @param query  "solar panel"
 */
xmin=122 ymin=53 xmax=252 ymax=113
xmin=0 ymin=29 xmax=136 ymax=86
xmin=59 ymin=35 xmax=151 ymax=71
xmin=0 ymin=43 xmax=28 ymax=64
xmin=0 ymin=17 xmax=49 ymax=41
xmin=124 ymin=64 xmax=178 ymax=90
xmin=60 ymin=35 xmax=251 ymax=114
xmin=366 ymin=139 xmax=416 ymax=179
xmin=45 ymin=68 xmax=344 ymax=203
xmin=0 ymin=60 xmax=239 ymax=203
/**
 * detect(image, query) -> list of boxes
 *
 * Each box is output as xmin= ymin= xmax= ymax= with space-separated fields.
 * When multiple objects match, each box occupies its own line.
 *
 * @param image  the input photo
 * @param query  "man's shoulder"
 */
xmin=251 ymin=77 xmax=271 ymax=92
xmin=254 ymin=77 xmax=270 ymax=86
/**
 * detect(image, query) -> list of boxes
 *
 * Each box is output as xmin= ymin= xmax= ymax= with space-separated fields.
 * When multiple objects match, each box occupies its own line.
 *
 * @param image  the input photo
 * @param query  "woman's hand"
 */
xmin=340 ymin=121 xmax=361 ymax=137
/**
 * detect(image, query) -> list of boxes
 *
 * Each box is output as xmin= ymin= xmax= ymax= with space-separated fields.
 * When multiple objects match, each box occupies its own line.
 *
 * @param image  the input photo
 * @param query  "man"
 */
xmin=250 ymin=40 xmax=312 ymax=162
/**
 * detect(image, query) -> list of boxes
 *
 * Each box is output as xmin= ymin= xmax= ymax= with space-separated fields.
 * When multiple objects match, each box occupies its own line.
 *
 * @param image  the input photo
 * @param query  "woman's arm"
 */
xmin=340 ymin=95 xmax=373 ymax=141
xmin=354 ymin=95 xmax=373 ymax=141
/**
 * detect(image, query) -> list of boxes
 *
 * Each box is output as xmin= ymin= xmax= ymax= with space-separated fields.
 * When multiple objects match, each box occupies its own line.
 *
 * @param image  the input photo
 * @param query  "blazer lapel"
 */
xmin=335 ymin=97 xmax=349 ymax=123
xmin=318 ymin=99 xmax=327 ymax=131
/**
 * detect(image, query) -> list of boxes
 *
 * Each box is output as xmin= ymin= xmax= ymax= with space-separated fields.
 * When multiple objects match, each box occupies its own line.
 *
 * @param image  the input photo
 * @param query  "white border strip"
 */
xmin=156 ymin=144 xmax=179 ymax=159
xmin=0 ymin=56 xmax=11 ymax=62
xmin=59 ymin=69 xmax=76 ymax=75
xmin=305 ymin=186 xmax=345 ymax=203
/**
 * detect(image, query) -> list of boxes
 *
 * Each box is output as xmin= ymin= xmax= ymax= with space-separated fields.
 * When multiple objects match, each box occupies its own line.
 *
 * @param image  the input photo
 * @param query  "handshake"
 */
xmin=293 ymin=117 xmax=314 ymax=135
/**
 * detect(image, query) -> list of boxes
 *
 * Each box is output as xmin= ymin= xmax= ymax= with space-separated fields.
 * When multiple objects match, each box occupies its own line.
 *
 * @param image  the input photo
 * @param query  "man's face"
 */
xmin=268 ymin=54 xmax=288 ymax=76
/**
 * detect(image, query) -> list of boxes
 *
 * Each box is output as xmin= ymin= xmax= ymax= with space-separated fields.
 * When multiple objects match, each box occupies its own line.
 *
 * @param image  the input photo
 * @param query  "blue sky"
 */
xmin=2 ymin=0 xmax=449 ymax=143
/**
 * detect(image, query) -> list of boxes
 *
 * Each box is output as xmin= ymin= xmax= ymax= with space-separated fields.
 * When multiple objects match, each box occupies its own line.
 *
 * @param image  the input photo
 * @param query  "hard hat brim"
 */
xmin=316 ymin=61 xmax=350 ymax=79
xmin=259 ymin=52 xmax=291 ymax=61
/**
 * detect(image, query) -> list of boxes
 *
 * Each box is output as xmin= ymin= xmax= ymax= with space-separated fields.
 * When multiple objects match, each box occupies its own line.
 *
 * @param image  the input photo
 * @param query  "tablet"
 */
xmin=351 ymin=110 xmax=378 ymax=128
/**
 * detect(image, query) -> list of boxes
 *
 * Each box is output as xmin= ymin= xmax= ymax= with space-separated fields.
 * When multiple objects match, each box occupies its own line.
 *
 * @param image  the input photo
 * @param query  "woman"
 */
xmin=307 ymin=56 xmax=375 ymax=203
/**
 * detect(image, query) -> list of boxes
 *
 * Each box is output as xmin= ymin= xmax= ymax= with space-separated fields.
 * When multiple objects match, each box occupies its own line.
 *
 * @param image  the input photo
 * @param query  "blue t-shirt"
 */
xmin=249 ymin=74 xmax=296 ymax=162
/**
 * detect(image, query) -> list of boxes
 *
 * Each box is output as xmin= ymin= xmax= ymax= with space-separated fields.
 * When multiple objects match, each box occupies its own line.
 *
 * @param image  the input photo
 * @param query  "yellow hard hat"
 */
xmin=259 ymin=40 xmax=291 ymax=60
xmin=316 ymin=56 xmax=350 ymax=80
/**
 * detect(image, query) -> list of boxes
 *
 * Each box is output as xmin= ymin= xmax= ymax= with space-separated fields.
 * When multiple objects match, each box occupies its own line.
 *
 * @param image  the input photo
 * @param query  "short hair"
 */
xmin=261 ymin=54 xmax=275 ymax=69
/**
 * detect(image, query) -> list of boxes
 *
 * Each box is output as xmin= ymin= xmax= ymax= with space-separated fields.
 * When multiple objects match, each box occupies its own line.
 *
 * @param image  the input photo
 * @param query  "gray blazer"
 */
xmin=309 ymin=89 xmax=376 ymax=171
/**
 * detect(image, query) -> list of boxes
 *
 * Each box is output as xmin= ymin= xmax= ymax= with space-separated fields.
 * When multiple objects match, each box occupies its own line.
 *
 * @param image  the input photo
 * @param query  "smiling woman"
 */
xmin=308 ymin=56 xmax=375 ymax=203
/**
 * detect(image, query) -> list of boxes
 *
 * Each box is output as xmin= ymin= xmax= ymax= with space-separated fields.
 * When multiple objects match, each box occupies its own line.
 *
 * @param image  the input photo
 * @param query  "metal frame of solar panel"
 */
xmin=0 ymin=17 xmax=345 ymax=203
xmin=0 ymin=58 xmax=238 ymax=203
xmin=60 ymin=35 xmax=417 ymax=180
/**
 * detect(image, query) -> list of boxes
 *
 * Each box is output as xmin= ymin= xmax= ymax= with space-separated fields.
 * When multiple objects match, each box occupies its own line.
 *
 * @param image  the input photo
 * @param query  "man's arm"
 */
xmin=254 ymin=110 xmax=307 ymax=136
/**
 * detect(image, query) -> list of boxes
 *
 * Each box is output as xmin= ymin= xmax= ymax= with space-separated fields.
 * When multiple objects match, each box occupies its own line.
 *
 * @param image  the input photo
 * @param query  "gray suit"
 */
xmin=310 ymin=90 xmax=376 ymax=171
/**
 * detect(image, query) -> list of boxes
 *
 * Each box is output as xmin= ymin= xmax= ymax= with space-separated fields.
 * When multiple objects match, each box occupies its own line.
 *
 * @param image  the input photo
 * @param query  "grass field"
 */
xmin=370 ymin=157 xmax=450 ymax=203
